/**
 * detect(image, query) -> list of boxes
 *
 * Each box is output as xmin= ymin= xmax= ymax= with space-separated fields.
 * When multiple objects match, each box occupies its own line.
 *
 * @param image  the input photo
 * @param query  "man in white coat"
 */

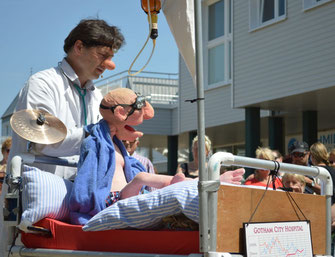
xmin=1 ymin=19 xmax=125 ymax=256
xmin=8 ymin=19 xmax=125 ymax=180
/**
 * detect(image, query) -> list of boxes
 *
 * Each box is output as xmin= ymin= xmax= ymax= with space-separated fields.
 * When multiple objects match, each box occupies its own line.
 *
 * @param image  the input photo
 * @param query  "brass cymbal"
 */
xmin=10 ymin=109 xmax=67 ymax=145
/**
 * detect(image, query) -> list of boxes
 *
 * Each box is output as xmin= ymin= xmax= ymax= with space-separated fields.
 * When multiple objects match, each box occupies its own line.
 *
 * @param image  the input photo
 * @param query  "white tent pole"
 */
xmin=193 ymin=0 xmax=211 ymax=254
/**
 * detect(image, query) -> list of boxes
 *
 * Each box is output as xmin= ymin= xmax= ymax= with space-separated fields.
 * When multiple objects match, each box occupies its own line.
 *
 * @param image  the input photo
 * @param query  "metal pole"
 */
xmin=193 ymin=0 xmax=209 ymax=253
xmin=34 ymin=155 xmax=78 ymax=167
xmin=9 ymin=246 xmax=198 ymax=257
xmin=207 ymin=157 xmax=220 ymax=253
xmin=325 ymin=196 xmax=332 ymax=255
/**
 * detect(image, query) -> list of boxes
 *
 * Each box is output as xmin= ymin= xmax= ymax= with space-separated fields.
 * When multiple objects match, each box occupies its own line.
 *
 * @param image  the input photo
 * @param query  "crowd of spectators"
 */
xmin=241 ymin=140 xmax=335 ymax=195
xmin=239 ymin=140 xmax=335 ymax=248
xmin=175 ymin=135 xmax=335 ymax=197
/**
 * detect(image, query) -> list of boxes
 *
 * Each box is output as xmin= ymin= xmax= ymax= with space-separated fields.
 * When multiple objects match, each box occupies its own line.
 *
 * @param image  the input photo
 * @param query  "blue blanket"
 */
xmin=69 ymin=119 xmax=145 ymax=225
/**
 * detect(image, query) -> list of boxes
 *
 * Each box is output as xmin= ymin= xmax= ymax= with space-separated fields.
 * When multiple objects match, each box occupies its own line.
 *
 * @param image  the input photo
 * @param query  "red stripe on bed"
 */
xmin=21 ymin=218 xmax=200 ymax=255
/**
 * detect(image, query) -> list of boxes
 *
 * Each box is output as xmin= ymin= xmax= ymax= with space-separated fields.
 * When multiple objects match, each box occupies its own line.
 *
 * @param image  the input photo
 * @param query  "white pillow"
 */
xmin=83 ymin=180 xmax=199 ymax=231
xmin=19 ymin=165 xmax=73 ymax=232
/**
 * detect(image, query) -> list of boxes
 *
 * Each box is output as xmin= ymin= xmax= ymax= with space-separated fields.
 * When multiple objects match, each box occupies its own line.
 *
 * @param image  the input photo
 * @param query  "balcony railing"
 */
xmin=95 ymin=70 xmax=179 ymax=106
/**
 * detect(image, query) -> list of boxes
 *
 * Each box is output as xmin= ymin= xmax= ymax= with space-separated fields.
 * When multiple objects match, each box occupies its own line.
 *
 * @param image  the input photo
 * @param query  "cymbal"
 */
xmin=10 ymin=109 xmax=67 ymax=145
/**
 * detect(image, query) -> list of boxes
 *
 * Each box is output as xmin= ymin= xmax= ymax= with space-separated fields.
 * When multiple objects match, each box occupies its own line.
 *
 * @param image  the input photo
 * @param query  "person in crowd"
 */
xmin=272 ymin=149 xmax=284 ymax=177
xmin=331 ymin=204 xmax=335 ymax=233
xmin=123 ymin=138 xmax=156 ymax=191
xmin=244 ymin=148 xmax=283 ymax=183
xmin=244 ymin=147 xmax=283 ymax=189
xmin=281 ymin=173 xmax=306 ymax=193
xmin=329 ymin=148 xmax=335 ymax=167
xmin=282 ymin=138 xmax=297 ymax=164
xmin=8 ymin=19 xmax=125 ymax=180
xmin=123 ymin=138 xmax=156 ymax=175
xmin=310 ymin=142 xmax=335 ymax=198
xmin=272 ymin=150 xmax=283 ymax=163
xmin=290 ymin=141 xmax=310 ymax=166
xmin=309 ymin=142 xmax=335 ymax=253
xmin=176 ymin=135 xmax=212 ymax=178
xmin=290 ymin=141 xmax=320 ymax=194
xmin=0 ymin=138 xmax=12 ymax=195
xmin=69 ymin=88 xmax=245 ymax=225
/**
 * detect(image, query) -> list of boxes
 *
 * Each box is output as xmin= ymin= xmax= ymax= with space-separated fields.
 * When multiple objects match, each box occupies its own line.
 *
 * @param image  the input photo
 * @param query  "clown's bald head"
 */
xmin=101 ymin=88 xmax=134 ymax=107
xmin=99 ymin=88 xmax=154 ymax=141
xmin=100 ymin=88 xmax=154 ymax=120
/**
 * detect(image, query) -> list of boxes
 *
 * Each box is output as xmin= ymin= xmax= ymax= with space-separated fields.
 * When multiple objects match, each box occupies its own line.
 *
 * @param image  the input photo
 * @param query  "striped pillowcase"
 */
xmin=19 ymin=165 xmax=73 ymax=232
xmin=83 ymin=180 xmax=199 ymax=231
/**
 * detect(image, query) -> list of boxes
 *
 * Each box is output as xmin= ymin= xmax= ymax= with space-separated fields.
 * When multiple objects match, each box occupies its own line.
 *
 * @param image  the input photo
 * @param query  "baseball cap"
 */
xmin=290 ymin=141 xmax=309 ymax=153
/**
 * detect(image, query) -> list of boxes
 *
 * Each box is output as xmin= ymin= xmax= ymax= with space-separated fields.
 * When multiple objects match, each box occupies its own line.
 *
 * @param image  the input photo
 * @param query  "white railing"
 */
xmin=95 ymin=70 xmax=179 ymax=106
xmin=202 ymin=152 xmax=333 ymax=256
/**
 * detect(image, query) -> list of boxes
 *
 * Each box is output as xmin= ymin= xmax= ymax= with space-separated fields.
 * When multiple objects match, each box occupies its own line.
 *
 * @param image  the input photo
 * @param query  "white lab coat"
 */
xmin=2 ymin=59 xmax=103 ymax=256
xmin=8 ymin=58 xmax=103 ymax=180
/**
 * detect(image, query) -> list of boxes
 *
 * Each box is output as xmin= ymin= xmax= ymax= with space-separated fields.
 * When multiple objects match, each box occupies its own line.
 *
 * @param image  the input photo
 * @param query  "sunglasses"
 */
xmin=100 ymin=92 xmax=147 ymax=118
xmin=292 ymin=152 xmax=306 ymax=158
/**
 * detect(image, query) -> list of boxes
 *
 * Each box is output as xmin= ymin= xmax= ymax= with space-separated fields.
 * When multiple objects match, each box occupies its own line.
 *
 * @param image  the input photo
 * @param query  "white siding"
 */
xmin=179 ymin=56 xmax=245 ymax=133
xmin=233 ymin=0 xmax=335 ymax=108
xmin=179 ymin=56 xmax=197 ymax=132
xmin=171 ymin=107 xmax=179 ymax=135
xmin=1 ymin=117 xmax=11 ymax=138
xmin=136 ymin=107 xmax=175 ymax=135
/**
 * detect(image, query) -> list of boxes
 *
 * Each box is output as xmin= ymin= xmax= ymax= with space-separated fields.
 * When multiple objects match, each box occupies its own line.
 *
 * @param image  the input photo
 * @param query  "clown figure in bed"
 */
xmin=69 ymin=88 xmax=244 ymax=225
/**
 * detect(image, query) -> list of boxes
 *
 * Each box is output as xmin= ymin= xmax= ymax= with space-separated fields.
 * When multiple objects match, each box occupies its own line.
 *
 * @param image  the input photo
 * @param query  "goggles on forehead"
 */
xmin=100 ymin=92 xmax=147 ymax=117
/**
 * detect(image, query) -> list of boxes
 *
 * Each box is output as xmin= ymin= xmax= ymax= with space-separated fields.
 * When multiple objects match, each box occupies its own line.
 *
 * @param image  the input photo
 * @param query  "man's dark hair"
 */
xmin=64 ymin=19 xmax=125 ymax=53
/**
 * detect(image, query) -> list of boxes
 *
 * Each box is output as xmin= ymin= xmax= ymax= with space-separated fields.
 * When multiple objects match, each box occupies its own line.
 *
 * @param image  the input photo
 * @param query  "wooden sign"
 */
xmin=216 ymin=185 xmax=326 ymax=255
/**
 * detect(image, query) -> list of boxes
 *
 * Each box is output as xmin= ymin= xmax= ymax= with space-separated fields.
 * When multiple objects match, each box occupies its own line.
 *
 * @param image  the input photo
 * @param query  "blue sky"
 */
xmin=0 ymin=0 xmax=178 ymax=134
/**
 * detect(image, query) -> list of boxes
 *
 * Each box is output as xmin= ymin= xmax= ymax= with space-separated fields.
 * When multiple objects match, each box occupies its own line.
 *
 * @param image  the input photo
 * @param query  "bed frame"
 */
xmin=3 ymin=152 xmax=333 ymax=257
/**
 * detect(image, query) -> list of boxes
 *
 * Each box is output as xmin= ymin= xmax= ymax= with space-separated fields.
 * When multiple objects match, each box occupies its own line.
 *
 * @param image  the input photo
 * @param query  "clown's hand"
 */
xmin=220 ymin=168 xmax=245 ymax=185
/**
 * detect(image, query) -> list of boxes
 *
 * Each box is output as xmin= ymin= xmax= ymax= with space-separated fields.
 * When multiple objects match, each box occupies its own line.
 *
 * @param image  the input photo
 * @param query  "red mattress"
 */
xmin=21 ymin=218 xmax=200 ymax=255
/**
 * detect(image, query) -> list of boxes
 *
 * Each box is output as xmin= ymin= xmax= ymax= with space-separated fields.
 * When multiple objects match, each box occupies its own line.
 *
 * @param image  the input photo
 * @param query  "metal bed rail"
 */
xmin=203 ymin=152 xmax=333 ymax=257
xmin=8 ymin=247 xmax=203 ymax=257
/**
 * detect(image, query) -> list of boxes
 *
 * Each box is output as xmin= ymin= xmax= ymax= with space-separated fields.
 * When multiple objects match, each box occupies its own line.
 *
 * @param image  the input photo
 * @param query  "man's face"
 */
xmin=192 ymin=142 xmax=198 ymax=160
xmin=291 ymin=151 xmax=309 ymax=166
xmin=192 ymin=142 xmax=210 ymax=160
xmin=1 ymin=148 xmax=10 ymax=161
xmin=78 ymin=44 xmax=115 ymax=81
xmin=122 ymin=140 xmax=138 ymax=155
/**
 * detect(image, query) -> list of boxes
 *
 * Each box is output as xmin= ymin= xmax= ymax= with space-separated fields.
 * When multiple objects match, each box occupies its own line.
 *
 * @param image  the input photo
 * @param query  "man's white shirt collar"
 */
xmin=59 ymin=58 xmax=95 ymax=91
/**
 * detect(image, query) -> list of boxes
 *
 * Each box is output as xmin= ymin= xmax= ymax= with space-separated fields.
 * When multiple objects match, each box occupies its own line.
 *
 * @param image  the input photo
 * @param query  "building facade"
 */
xmin=176 ymin=0 xmax=335 ymax=164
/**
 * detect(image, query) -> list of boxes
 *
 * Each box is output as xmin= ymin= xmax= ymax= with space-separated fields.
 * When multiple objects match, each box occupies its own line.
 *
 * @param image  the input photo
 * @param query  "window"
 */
xmin=249 ymin=0 xmax=286 ymax=31
xmin=206 ymin=0 xmax=232 ymax=89
xmin=214 ymin=144 xmax=245 ymax=156
xmin=209 ymin=0 xmax=225 ymax=40
xmin=303 ymin=0 xmax=332 ymax=11
xmin=208 ymin=44 xmax=225 ymax=84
